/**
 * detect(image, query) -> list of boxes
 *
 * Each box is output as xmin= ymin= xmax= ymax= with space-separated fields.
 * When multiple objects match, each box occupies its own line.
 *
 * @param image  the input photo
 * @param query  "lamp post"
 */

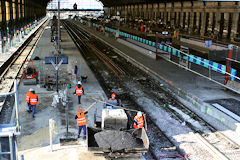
xmin=57 ymin=0 xmax=61 ymax=54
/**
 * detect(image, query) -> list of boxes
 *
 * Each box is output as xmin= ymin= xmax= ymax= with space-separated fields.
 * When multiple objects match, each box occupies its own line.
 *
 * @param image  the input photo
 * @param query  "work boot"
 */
xmin=83 ymin=135 xmax=86 ymax=140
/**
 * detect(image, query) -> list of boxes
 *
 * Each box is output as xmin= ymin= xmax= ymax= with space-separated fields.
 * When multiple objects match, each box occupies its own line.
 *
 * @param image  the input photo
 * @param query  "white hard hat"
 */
xmin=29 ymin=88 xmax=34 ymax=91
xmin=78 ymin=81 xmax=82 ymax=85
xmin=137 ymin=112 xmax=142 ymax=117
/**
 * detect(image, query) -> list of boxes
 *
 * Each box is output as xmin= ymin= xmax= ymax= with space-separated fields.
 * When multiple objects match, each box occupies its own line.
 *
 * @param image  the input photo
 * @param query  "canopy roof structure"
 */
xmin=43 ymin=0 xmax=178 ymax=8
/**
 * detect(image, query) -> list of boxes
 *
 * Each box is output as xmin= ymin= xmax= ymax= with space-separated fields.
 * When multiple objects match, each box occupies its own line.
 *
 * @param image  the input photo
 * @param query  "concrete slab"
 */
xmin=16 ymin=22 xmax=108 ymax=159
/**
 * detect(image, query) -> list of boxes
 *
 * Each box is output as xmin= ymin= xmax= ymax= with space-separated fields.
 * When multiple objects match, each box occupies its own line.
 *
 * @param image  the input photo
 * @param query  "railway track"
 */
xmin=65 ymin=19 xmax=240 ymax=160
xmin=63 ymin=21 xmax=126 ymax=79
xmin=86 ymin=42 xmax=126 ymax=78
xmin=62 ymin=20 xmax=185 ymax=160
xmin=0 ymin=19 xmax=49 ymax=122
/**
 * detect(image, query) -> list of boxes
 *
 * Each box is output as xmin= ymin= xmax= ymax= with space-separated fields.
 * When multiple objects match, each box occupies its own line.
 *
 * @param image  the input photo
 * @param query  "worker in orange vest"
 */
xmin=30 ymin=89 xmax=38 ymax=118
xmin=75 ymin=107 xmax=88 ymax=139
xmin=26 ymin=88 xmax=33 ymax=113
xmin=140 ymin=24 xmax=144 ymax=32
xmin=75 ymin=81 xmax=84 ymax=104
xmin=107 ymin=93 xmax=118 ymax=106
xmin=133 ymin=112 xmax=144 ymax=129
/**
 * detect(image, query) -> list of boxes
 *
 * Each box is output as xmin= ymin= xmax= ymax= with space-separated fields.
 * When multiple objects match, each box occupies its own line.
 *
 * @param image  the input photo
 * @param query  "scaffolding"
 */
xmin=0 ymin=80 xmax=21 ymax=160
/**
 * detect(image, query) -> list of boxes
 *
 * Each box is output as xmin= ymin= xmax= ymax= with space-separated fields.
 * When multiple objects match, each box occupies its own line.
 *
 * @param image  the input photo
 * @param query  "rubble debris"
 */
xmin=94 ymin=130 xmax=143 ymax=151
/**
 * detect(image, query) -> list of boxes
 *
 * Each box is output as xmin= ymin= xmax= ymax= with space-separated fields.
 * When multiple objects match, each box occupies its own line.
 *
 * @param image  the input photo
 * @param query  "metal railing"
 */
xmin=0 ymin=80 xmax=21 ymax=160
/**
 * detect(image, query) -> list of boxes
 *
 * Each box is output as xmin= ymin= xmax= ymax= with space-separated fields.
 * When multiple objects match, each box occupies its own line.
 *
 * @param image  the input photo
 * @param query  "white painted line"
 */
xmin=212 ymin=103 xmax=240 ymax=122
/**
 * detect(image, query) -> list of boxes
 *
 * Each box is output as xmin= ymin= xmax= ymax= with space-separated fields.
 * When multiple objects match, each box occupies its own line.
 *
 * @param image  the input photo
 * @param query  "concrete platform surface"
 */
xmin=16 ymin=22 xmax=110 ymax=160
xmin=19 ymin=144 xmax=105 ymax=160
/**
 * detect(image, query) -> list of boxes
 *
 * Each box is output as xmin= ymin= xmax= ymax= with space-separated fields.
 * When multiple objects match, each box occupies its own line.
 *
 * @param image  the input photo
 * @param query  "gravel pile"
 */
xmin=94 ymin=130 xmax=143 ymax=151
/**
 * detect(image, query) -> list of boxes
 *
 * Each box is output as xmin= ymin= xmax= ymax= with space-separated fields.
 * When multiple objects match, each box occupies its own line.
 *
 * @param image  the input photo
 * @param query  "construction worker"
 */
xmin=26 ymin=88 xmax=33 ymax=112
xmin=30 ymin=89 xmax=38 ymax=118
xmin=75 ymin=107 xmax=88 ymax=139
xmin=74 ymin=65 xmax=78 ymax=79
xmin=133 ymin=112 xmax=144 ymax=129
xmin=107 ymin=93 xmax=118 ymax=106
xmin=75 ymin=81 xmax=84 ymax=104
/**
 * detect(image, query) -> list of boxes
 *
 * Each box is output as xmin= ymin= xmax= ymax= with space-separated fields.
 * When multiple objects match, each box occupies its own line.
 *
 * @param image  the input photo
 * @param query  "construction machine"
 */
xmin=88 ymin=99 xmax=149 ymax=159
xmin=22 ymin=60 xmax=38 ymax=85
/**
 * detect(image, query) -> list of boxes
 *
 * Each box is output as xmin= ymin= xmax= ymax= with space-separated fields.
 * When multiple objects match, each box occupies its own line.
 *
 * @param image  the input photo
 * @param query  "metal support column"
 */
xmin=231 ymin=3 xmax=239 ymax=41
xmin=14 ymin=80 xmax=20 ymax=131
xmin=56 ymin=57 xmax=59 ymax=92
xmin=1 ymin=0 xmax=7 ymax=53
xmin=200 ymin=2 xmax=206 ymax=36
xmin=155 ymin=32 xmax=158 ymax=60
xmin=224 ymin=45 xmax=233 ymax=85
xmin=15 ymin=0 xmax=19 ymax=25
xmin=57 ymin=0 xmax=61 ymax=54
xmin=19 ymin=0 xmax=22 ymax=20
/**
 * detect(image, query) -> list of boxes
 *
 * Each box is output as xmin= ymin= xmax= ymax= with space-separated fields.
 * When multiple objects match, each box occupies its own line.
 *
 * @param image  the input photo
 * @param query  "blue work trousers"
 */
xmin=78 ymin=96 xmax=82 ymax=104
xmin=78 ymin=125 xmax=86 ymax=136
xmin=27 ymin=103 xmax=32 ymax=110
xmin=32 ymin=105 xmax=36 ymax=117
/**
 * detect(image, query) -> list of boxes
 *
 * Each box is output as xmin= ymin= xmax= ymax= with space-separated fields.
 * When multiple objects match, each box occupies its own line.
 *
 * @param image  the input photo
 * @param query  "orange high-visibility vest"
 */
xmin=108 ymin=98 xmax=117 ymax=102
xmin=140 ymin=25 xmax=144 ymax=32
xmin=76 ymin=86 xmax=83 ymax=96
xmin=26 ymin=92 xmax=32 ymax=103
xmin=30 ymin=94 xmax=38 ymax=105
xmin=108 ymin=98 xmax=117 ymax=105
xmin=76 ymin=112 xmax=86 ymax=126
xmin=133 ymin=115 xmax=144 ymax=129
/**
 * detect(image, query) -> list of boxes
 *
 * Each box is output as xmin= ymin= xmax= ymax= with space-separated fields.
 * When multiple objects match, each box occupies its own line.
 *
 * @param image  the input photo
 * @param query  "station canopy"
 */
xmin=47 ymin=0 xmax=103 ymax=9
xmin=99 ymin=0 xmax=177 ymax=7
xmin=40 ymin=0 xmax=178 ymax=8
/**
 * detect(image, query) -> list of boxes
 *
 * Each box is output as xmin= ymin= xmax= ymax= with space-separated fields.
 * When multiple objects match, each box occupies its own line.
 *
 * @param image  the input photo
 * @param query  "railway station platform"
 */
xmin=1 ymin=18 xmax=240 ymax=160
xmin=97 ymin=24 xmax=228 ymax=55
xmin=78 ymin=22 xmax=240 ymax=135
xmin=0 ymin=17 xmax=48 ymax=70
xmin=15 ymin=21 xmax=107 ymax=160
